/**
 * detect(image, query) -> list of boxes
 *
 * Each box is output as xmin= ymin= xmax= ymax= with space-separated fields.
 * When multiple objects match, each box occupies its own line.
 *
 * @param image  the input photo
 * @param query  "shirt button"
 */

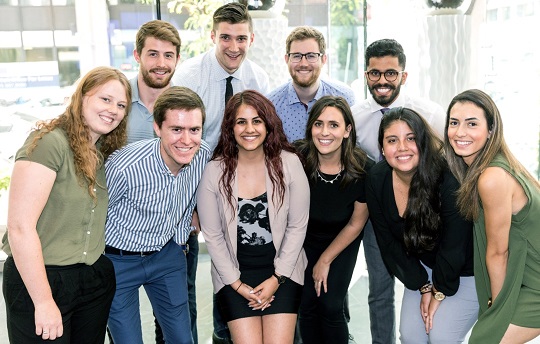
xmin=92 ymin=209 xmax=94 ymax=213
xmin=87 ymin=231 xmax=90 ymax=235
xmin=93 ymin=188 xmax=96 ymax=192
xmin=83 ymin=252 xmax=87 ymax=255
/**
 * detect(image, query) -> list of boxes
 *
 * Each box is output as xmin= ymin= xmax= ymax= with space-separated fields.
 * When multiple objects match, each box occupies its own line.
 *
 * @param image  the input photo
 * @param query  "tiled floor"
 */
xmin=0 ymin=244 xmax=403 ymax=343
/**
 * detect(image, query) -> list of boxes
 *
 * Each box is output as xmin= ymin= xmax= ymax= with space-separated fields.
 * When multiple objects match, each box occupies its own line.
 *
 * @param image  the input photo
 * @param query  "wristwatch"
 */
xmin=273 ymin=272 xmax=287 ymax=284
xmin=432 ymin=289 xmax=446 ymax=301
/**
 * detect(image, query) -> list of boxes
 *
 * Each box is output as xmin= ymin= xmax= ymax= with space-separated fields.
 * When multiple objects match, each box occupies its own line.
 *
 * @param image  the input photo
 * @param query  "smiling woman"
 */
xmin=445 ymin=89 xmax=540 ymax=344
xmin=1 ymin=66 xmax=131 ymax=343
xmin=294 ymin=95 xmax=372 ymax=344
xmin=197 ymin=90 xmax=310 ymax=344
xmin=366 ymin=107 xmax=477 ymax=343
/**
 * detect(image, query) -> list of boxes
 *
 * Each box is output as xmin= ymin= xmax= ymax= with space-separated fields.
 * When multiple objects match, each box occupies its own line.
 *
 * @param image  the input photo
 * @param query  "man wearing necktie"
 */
xmin=172 ymin=4 xmax=269 ymax=343
xmin=351 ymin=39 xmax=445 ymax=344
xmin=173 ymin=3 xmax=269 ymax=152
xmin=225 ymin=76 xmax=234 ymax=106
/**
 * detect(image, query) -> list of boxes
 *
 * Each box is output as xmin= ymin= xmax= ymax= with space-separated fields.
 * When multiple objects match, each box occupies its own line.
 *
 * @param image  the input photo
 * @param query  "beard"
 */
xmin=141 ymin=67 xmax=173 ymax=89
xmin=291 ymin=68 xmax=320 ymax=88
xmin=368 ymin=82 xmax=402 ymax=107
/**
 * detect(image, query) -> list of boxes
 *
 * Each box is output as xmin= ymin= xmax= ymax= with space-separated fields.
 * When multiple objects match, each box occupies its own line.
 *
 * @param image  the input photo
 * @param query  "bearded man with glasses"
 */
xmin=351 ymin=38 xmax=446 ymax=344
xmin=268 ymin=26 xmax=356 ymax=142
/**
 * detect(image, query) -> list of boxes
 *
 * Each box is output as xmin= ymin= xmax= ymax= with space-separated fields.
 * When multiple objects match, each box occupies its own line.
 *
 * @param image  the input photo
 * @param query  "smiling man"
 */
xmin=268 ymin=26 xmax=356 ymax=142
xmin=126 ymin=20 xmax=181 ymax=144
xmin=351 ymin=38 xmax=445 ymax=344
xmin=104 ymin=87 xmax=211 ymax=344
xmin=173 ymin=2 xmax=269 ymax=152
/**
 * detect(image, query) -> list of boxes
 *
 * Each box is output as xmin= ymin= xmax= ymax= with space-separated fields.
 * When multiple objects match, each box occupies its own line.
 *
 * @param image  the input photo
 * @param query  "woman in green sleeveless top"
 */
xmin=444 ymin=89 xmax=540 ymax=343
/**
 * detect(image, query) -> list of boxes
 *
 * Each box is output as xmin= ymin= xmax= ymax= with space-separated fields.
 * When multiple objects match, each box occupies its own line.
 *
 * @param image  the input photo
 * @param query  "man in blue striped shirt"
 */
xmin=104 ymin=87 xmax=211 ymax=344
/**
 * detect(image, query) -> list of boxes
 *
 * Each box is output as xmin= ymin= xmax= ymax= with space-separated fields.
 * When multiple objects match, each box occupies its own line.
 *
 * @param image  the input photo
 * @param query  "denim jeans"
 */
xmin=154 ymin=235 xmax=198 ymax=344
xmin=106 ymin=241 xmax=192 ymax=344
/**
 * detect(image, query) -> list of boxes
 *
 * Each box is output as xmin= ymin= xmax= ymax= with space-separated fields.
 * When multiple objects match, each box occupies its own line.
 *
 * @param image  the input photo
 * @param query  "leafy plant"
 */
xmin=167 ymin=0 xmax=223 ymax=57
xmin=330 ymin=0 xmax=363 ymax=27
xmin=0 ymin=176 xmax=10 ymax=193
xmin=425 ymin=0 xmax=464 ymax=9
xmin=330 ymin=0 xmax=365 ymax=83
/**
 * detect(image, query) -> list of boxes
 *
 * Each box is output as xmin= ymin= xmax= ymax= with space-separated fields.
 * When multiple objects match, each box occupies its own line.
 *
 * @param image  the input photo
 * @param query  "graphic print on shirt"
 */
xmin=237 ymin=192 xmax=272 ymax=245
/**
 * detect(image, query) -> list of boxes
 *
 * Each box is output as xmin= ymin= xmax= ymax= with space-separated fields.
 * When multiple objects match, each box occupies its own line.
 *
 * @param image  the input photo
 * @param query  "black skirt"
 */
xmin=216 ymin=242 xmax=302 ymax=322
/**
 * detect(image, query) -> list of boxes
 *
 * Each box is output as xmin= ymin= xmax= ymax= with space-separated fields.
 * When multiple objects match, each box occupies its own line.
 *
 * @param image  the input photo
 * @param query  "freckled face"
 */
xmin=82 ymin=80 xmax=128 ymax=144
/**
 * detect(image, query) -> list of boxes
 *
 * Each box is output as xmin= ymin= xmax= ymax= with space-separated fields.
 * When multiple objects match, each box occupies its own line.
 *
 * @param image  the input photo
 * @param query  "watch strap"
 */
xmin=273 ymin=272 xmax=286 ymax=284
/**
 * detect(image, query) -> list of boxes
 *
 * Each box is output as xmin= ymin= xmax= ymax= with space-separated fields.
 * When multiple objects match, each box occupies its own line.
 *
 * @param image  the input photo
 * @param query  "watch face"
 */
xmin=434 ymin=292 xmax=446 ymax=301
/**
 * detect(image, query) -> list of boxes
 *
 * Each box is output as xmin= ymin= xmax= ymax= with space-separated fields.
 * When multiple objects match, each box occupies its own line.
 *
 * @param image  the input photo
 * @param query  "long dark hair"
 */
xmin=213 ymin=90 xmax=296 ymax=211
xmin=295 ymin=96 xmax=368 ymax=188
xmin=378 ymin=107 xmax=444 ymax=253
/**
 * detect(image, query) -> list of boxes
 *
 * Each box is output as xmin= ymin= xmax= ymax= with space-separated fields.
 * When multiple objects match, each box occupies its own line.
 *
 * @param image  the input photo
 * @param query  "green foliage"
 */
xmin=330 ymin=0 xmax=364 ymax=83
xmin=0 ymin=176 xmax=9 ymax=192
xmin=167 ymin=0 xmax=223 ymax=57
xmin=330 ymin=0 xmax=363 ymax=27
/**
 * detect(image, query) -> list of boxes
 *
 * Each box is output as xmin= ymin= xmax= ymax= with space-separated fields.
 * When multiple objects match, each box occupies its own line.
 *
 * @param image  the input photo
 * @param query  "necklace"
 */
xmin=317 ymin=169 xmax=342 ymax=184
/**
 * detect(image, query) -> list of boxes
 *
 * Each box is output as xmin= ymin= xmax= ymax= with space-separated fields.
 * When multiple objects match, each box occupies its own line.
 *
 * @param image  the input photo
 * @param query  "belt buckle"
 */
xmin=140 ymin=251 xmax=149 ymax=257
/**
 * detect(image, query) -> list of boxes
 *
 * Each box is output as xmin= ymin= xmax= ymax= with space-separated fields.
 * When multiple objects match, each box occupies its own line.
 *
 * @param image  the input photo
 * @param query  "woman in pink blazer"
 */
xmin=197 ymin=90 xmax=310 ymax=344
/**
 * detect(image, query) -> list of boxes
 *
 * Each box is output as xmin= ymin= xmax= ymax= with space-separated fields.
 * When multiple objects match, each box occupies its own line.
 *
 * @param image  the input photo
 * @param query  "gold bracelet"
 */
xmin=419 ymin=282 xmax=432 ymax=294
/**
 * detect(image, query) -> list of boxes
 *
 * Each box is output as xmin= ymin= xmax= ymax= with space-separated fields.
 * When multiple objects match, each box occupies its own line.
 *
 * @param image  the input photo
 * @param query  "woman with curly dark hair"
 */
xmin=197 ymin=90 xmax=310 ymax=344
xmin=2 ymin=66 xmax=130 ymax=342
xmin=365 ymin=107 xmax=477 ymax=343
xmin=294 ymin=96 xmax=371 ymax=344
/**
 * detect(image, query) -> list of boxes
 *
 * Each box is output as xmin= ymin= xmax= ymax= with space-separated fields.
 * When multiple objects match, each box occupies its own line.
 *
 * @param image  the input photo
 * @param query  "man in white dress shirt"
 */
xmin=172 ymin=2 xmax=269 ymax=152
xmin=352 ymin=38 xmax=445 ymax=344
xmin=172 ymin=3 xmax=269 ymax=343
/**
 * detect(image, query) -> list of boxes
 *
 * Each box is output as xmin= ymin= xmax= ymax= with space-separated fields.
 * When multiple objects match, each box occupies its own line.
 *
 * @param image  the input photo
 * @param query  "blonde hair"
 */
xmin=28 ymin=66 xmax=131 ymax=201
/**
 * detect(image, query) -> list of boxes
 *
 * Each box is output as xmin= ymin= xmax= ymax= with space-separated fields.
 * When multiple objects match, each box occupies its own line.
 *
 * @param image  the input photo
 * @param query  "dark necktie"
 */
xmin=225 ymin=76 xmax=233 ymax=106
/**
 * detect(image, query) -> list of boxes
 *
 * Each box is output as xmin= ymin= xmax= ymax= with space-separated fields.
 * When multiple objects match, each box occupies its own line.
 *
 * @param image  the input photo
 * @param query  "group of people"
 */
xmin=2 ymin=2 xmax=539 ymax=344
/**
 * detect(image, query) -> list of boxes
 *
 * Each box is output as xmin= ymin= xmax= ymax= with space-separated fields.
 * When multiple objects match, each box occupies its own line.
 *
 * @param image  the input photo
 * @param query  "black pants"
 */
xmin=3 ymin=255 xmax=116 ymax=344
xmin=299 ymin=235 xmax=362 ymax=344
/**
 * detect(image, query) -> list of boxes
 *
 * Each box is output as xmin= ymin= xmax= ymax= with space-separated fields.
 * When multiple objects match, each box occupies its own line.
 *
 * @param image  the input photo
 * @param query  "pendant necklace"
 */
xmin=317 ymin=169 xmax=342 ymax=184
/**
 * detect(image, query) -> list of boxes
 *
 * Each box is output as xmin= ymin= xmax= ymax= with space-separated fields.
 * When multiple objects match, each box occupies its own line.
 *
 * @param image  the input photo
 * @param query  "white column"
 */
xmin=423 ymin=13 xmax=472 ymax=108
xmin=75 ymin=0 xmax=111 ymax=74
xmin=248 ymin=14 xmax=290 ymax=90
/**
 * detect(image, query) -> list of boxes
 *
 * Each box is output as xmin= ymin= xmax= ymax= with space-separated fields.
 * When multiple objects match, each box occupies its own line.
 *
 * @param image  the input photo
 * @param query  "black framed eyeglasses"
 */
xmin=287 ymin=52 xmax=323 ymax=63
xmin=365 ymin=69 xmax=404 ymax=82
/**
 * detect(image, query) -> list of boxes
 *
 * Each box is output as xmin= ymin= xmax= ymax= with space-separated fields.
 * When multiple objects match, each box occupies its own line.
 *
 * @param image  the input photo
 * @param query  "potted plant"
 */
xmin=425 ymin=0 xmax=464 ymax=8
